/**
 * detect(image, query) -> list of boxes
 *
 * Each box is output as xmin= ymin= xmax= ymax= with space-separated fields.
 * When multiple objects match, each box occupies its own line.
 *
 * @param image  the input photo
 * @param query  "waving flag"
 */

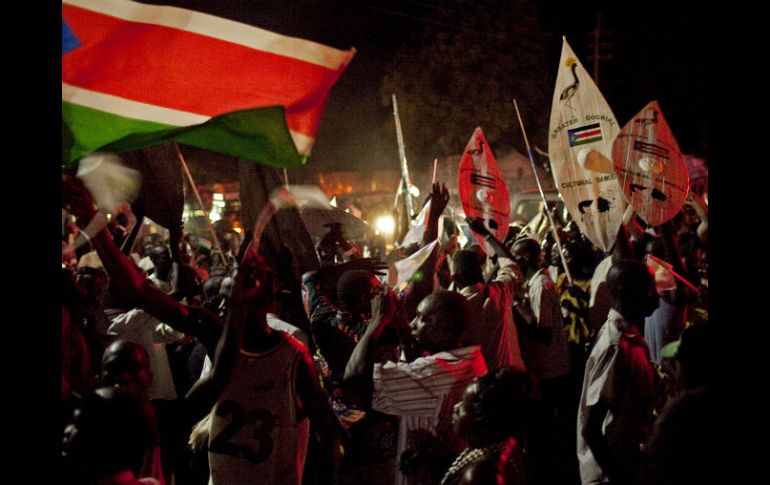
xmin=62 ymin=0 xmax=355 ymax=167
xmin=568 ymin=123 xmax=603 ymax=147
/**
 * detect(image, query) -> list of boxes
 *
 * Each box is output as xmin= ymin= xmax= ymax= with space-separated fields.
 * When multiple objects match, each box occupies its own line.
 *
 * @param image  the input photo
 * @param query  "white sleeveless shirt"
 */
xmin=208 ymin=332 xmax=310 ymax=485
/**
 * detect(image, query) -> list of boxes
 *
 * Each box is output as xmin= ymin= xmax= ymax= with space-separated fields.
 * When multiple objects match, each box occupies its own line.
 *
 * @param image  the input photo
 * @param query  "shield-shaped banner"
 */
xmin=612 ymin=101 xmax=689 ymax=226
xmin=548 ymin=37 xmax=625 ymax=252
xmin=458 ymin=127 xmax=510 ymax=254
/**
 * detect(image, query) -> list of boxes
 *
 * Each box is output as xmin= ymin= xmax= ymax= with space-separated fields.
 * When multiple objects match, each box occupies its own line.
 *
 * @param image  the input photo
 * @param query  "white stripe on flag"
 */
xmin=64 ymin=0 xmax=356 ymax=70
xmin=63 ymin=83 xmax=315 ymax=154
xmin=289 ymin=130 xmax=314 ymax=156
xmin=63 ymin=83 xmax=209 ymax=126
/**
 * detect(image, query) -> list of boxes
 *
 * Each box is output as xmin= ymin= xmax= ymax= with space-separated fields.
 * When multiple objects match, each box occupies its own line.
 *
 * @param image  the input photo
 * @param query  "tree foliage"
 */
xmin=380 ymin=0 xmax=555 ymax=168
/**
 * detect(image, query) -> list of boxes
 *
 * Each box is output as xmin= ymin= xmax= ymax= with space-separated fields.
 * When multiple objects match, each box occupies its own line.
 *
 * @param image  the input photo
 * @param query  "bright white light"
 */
xmin=213 ymin=193 xmax=224 ymax=201
xmin=209 ymin=212 xmax=221 ymax=222
xmin=375 ymin=215 xmax=395 ymax=235
xmin=408 ymin=185 xmax=420 ymax=198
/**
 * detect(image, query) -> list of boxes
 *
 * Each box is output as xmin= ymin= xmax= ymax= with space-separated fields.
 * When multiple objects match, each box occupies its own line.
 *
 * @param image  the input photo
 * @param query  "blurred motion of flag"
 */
xmin=62 ymin=0 xmax=355 ymax=167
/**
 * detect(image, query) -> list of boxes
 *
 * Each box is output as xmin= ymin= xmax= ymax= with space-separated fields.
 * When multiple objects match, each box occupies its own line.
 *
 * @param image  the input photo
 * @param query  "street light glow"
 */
xmin=375 ymin=215 xmax=395 ymax=235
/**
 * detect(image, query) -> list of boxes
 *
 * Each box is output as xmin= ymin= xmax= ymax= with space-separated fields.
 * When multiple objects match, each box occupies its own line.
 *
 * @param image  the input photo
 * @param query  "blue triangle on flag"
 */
xmin=62 ymin=20 xmax=81 ymax=55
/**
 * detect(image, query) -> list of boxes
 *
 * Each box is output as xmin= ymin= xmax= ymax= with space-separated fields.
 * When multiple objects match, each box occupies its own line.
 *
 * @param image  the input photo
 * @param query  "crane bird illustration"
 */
xmin=559 ymin=58 xmax=579 ymax=109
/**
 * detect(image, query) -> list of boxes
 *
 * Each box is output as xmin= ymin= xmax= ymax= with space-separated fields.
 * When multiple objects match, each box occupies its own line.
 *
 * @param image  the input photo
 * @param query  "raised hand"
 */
xmin=428 ymin=181 xmax=450 ymax=218
xmin=466 ymin=217 xmax=491 ymax=237
xmin=62 ymin=173 xmax=97 ymax=223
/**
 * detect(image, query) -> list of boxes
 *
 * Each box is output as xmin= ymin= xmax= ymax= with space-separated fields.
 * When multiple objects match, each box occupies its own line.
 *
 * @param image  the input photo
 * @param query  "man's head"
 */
xmin=141 ymin=233 xmax=163 ymax=256
xmin=101 ymin=340 xmax=153 ymax=396
xmin=410 ymin=290 xmax=471 ymax=355
xmin=337 ymin=269 xmax=380 ymax=316
xmin=511 ymin=237 xmax=541 ymax=272
xmin=452 ymin=367 xmax=529 ymax=446
xmin=203 ymin=276 xmax=224 ymax=301
xmin=317 ymin=224 xmax=345 ymax=265
xmin=148 ymin=244 xmax=172 ymax=280
xmin=676 ymin=203 xmax=700 ymax=232
xmin=562 ymin=237 xmax=594 ymax=277
xmin=450 ymin=249 xmax=484 ymax=288
xmin=504 ymin=223 xmax=524 ymax=247
xmin=75 ymin=267 xmax=109 ymax=306
xmin=645 ymin=236 xmax=666 ymax=260
xmin=549 ymin=240 xmax=562 ymax=269
xmin=607 ymin=259 xmax=659 ymax=325
xmin=178 ymin=239 xmax=192 ymax=264
xmin=238 ymin=262 xmax=281 ymax=327
xmin=62 ymin=387 xmax=157 ymax=484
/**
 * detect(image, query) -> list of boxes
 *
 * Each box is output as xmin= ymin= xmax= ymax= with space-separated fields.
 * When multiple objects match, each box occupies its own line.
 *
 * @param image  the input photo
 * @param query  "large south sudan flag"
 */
xmin=62 ymin=0 xmax=356 ymax=167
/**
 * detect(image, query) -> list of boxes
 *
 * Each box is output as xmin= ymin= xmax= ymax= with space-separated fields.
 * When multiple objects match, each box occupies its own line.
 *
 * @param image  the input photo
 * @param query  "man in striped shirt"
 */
xmin=346 ymin=290 xmax=487 ymax=485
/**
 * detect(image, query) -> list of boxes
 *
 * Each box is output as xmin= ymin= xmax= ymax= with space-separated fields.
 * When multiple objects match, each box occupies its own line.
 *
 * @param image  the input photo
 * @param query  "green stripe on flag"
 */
xmin=63 ymin=102 xmax=173 ymax=164
xmin=62 ymin=103 xmax=306 ymax=168
xmin=572 ymin=135 xmax=603 ymax=147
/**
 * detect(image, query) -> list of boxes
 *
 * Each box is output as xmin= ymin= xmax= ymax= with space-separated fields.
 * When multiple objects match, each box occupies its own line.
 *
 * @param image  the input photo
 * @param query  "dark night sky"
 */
xmin=302 ymin=0 xmax=708 ymax=173
xmin=113 ymin=1 xmax=709 ymax=176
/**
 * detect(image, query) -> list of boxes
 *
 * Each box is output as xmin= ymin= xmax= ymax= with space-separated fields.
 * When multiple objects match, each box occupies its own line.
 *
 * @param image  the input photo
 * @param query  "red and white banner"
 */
xmin=458 ymin=128 xmax=510 ymax=254
xmin=612 ymin=101 xmax=689 ymax=226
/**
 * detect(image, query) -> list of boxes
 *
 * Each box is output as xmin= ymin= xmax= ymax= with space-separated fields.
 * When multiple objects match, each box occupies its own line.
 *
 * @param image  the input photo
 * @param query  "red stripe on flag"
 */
xmin=62 ymin=4 xmax=345 ymax=137
xmin=576 ymin=128 xmax=602 ymax=138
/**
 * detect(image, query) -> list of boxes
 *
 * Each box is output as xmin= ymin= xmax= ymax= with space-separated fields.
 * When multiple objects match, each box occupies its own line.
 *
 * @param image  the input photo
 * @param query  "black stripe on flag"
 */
xmin=633 ymin=140 xmax=670 ymax=159
xmin=470 ymin=172 xmax=496 ymax=188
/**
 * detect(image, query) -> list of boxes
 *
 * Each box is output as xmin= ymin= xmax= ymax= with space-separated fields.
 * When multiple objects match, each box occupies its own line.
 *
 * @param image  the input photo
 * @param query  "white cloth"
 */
xmin=149 ymin=274 xmax=171 ymax=293
xmin=372 ymin=345 xmax=487 ymax=485
xmin=208 ymin=334 xmax=310 ymax=485
xmin=200 ymin=316 xmax=309 ymax=381
xmin=577 ymin=309 xmax=655 ymax=484
xmin=266 ymin=313 xmax=310 ymax=349
xmin=108 ymin=308 xmax=185 ymax=401
xmin=589 ymin=256 xmax=614 ymax=331
xmin=138 ymin=256 xmax=155 ymax=274
xmin=458 ymin=257 xmax=526 ymax=372
xmin=77 ymin=250 xmax=103 ymax=269
xmin=522 ymin=269 xmax=570 ymax=380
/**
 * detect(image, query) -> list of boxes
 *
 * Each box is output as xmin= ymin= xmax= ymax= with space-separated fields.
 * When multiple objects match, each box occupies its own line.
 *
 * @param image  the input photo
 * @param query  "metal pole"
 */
xmin=172 ymin=143 xmax=228 ymax=267
xmin=513 ymin=100 xmax=573 ymax=285
xmin=392 ymin=94 xmax=415 ymax=221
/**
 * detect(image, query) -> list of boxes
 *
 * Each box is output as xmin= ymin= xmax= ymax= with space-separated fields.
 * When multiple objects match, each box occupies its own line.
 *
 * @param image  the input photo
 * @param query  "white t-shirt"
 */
xmin=372 ymin=345 xmax=487 ymax=485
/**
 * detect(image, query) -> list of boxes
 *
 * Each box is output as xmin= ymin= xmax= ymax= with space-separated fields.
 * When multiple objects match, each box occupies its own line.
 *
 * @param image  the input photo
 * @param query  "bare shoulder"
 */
xmin=459 ymin=453 xmax=525 ymax=485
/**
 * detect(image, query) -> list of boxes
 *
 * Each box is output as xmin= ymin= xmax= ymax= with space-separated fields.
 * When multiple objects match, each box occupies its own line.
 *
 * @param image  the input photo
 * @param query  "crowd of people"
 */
xmin=61 ymin=173 xmax=712 ymax=485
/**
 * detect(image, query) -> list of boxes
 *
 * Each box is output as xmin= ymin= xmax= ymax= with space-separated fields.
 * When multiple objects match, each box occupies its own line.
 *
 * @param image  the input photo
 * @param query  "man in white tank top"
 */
xmin=187 ymin=249 xmax=339 ymax=485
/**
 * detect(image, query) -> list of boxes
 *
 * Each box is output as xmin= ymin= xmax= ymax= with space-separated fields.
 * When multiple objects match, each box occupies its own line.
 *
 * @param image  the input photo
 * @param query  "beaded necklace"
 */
xmin=439 ymin=438 xmax=512 ymax=485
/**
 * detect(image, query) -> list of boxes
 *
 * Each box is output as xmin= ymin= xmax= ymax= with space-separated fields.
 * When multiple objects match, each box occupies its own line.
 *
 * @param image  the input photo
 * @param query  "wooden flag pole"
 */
xmin=432 ymin=158 xmax=438 ymax=184
xmin=173 ymin=143 xmax=227 ymax=267
xmin=513 ymin=99 xmax=573 ymax=286
xmin=392 ymin=94 xmax=415 ymax=221
xmin=120 ymin=213 xmax=145 ymax=256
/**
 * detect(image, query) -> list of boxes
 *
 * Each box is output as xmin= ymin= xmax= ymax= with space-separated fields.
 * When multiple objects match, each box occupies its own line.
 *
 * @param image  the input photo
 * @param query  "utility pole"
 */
xmin=586 ymin=13 xmax=614 ymax=86
xmin=593 ymin=14 xmax=601 ymax=82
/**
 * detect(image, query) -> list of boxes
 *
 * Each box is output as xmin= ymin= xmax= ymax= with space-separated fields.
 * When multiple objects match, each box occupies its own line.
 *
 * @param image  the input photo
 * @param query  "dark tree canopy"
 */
xmin=380 ymin=0 xmax=555 ymax=168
